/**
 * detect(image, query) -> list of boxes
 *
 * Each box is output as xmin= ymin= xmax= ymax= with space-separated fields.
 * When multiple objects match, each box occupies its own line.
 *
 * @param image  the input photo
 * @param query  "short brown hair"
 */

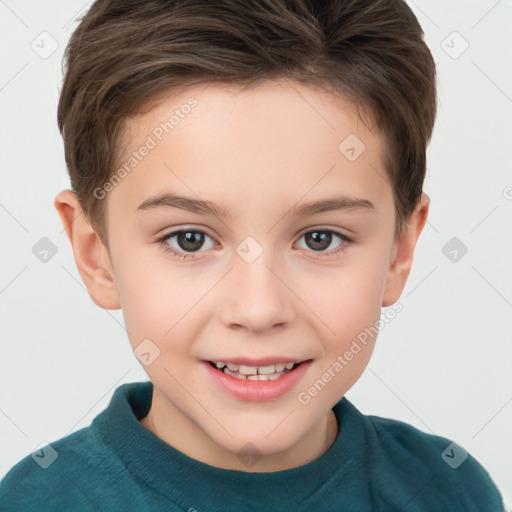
xmin=57 ymin=0 xmax=437 ymax=247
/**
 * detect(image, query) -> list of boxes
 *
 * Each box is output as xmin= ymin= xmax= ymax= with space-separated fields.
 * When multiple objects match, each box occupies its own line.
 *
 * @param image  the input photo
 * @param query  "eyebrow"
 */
xmin=134 ymin=192 xmax=376 ymax=218
xmin=135 ymin=193 xmax=233 ymax=218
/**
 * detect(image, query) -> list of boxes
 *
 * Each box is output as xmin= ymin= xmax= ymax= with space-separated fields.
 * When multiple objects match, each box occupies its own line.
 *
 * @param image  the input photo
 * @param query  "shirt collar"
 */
xmin=93 ymin=381 xmax=374 ymax=511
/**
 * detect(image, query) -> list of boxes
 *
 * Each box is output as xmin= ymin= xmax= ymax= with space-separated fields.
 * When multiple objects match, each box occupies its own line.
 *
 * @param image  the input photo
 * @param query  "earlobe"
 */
xmin=382 ymin=193 xmax=430 ymax=307
xmin=54 ymin=189 xmax=121 ymax=310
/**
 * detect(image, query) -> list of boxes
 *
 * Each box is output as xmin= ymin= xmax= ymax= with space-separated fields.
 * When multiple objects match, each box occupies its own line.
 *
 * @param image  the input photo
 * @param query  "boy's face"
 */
xmin=56 ymin=79 xmax=428 ymax=470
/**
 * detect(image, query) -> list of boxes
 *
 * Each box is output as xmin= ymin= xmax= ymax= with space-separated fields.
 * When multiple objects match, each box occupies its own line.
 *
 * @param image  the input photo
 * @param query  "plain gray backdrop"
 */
xmin=1 ymin=0 xmax=511 ymax=507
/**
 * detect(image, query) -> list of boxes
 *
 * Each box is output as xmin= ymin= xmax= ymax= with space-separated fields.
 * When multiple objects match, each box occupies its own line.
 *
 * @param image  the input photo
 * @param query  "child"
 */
xmin=0 ymin=0 xmax=506 ymax=510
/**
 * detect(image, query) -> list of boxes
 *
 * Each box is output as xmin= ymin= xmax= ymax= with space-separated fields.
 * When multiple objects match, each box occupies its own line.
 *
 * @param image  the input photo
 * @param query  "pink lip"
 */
xmin=202 ymin=360 xmax=312 ymax=402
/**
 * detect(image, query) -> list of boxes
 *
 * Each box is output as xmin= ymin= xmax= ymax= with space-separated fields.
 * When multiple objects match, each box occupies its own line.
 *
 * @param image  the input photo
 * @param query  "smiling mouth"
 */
xmin=207 ymin=360 xmax=309 ymax=381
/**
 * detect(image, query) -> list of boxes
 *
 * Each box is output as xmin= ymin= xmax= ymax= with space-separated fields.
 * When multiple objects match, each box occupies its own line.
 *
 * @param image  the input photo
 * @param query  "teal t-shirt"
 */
xmin=0 ymin=381 xmax=505 ymax=511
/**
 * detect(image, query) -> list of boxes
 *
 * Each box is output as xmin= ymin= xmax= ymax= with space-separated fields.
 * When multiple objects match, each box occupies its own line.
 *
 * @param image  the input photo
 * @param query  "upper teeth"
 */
xmin=215 ymin=361 xmax=296 ymax=374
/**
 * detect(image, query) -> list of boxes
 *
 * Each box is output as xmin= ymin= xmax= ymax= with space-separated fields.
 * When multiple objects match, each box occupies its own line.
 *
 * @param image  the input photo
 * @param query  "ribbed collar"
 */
xmin=93 ymin=381 xmax=374 ymax=511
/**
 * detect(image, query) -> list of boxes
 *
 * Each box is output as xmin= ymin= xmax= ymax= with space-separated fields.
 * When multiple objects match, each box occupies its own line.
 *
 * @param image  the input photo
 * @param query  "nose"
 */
xmin=219 ymin=249 xmax=295 ymax=334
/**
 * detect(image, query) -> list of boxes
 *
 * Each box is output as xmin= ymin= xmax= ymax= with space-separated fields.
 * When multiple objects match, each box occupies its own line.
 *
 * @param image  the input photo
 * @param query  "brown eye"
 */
xmin=296 ymin=229 xmax=352 ymax=255
xmin=174 ymin=231 xmax=205 ymax=252
xmin=304 ymin=231 xmax=333 ymax=251
xmin=160 ymin=229 xmax=216 ymax=256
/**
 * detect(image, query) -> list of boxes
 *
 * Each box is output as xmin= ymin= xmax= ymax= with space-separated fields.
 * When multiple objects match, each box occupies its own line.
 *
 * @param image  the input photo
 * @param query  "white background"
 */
xmin=1 ymin=0 xmax=511 ymax=507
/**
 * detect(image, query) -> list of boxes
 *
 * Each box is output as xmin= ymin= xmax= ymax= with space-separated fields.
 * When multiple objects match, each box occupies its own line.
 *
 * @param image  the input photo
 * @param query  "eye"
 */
xmin=155 ymin=227 xmax=353 ymax=262
xmin=156 ymin=228 xmax=216 ymax=260
xmin=295 ymin=229 xmax=352 ymax=256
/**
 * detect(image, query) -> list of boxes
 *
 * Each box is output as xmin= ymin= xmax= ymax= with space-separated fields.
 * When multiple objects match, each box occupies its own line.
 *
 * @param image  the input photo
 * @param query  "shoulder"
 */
xmin=0 ymin=425 xmax=127 ymax=511
xmin=0 ymin=382 xmax=156 ymax=512
xmin=361 ymin=411 xmax=506 ymax=511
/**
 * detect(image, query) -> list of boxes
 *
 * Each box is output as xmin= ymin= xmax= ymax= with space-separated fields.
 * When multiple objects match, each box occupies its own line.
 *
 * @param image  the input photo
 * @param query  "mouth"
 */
xmin=202 ymin=358 xmax=313 ymax=402
xmin=206 ymin=360 xmax=308 ymax=381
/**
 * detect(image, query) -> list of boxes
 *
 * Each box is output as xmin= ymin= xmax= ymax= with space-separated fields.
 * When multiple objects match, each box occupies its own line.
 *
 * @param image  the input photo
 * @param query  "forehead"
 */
xmin=110 ymin=79 xmax=391 ymax=220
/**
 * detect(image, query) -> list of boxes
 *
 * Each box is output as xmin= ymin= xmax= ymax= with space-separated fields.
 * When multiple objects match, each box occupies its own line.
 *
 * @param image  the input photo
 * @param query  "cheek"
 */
xmin=304 ymin=264 xmax=386 ymax=398
xmin=114 ymin=258 xmax=195 ymax=350
xmin=306 ymin=257 xmax=387 ymax=351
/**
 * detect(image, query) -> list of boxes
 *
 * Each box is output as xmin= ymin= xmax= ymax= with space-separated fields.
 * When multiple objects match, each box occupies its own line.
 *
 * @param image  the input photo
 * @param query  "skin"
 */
xmin=54 ymin=78 xmax=429 ymax=472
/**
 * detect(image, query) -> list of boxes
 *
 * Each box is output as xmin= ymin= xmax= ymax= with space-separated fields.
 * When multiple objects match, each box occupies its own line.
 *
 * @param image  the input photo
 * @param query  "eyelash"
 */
xmin=155 ymin=228 xmax=353 ymax=261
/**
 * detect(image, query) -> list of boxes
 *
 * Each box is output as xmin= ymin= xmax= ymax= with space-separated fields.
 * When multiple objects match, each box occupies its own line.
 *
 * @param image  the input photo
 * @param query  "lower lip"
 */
xmin=202 ymin=360 xmax=312 ymax=402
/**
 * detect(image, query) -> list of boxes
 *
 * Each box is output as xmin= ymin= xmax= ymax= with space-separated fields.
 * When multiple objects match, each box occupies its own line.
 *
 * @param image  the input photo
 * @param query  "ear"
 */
xmin=382 ymin=192 xmax=430 ymax=307
xmin=54 ymin=189 xmax=121 ymax=310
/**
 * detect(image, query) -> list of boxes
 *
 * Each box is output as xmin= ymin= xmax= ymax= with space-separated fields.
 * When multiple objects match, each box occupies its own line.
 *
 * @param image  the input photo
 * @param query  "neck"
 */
xmin=140 ymin=387 xmax=338 ymax=472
